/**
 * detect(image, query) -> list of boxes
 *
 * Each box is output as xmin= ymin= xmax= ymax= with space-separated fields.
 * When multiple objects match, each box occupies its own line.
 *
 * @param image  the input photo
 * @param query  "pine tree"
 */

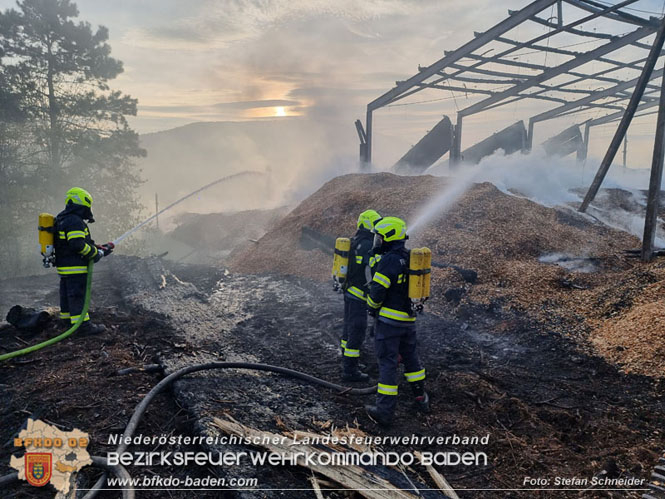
xmin=0 ymin=0 xmax=146 ymax=275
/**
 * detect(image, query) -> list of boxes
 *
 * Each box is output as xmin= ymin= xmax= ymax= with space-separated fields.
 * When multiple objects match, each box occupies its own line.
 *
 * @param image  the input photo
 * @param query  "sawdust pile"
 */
xmin=230 ymin=173 xmax=443 ymax=279
xmin=170 ymin=207 xmax=287 ymax=251
xmin=588 ymin=267 xmax=665 ymax=376
xmin=591 ymin=300 xmax=665 ymax=375
xmin=230 ymin=172 xmax=665 ymax=376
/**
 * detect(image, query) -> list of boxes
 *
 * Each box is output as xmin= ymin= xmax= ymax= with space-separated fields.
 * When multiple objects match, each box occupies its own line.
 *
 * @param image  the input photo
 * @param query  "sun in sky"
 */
xmin=275 ymin=106 xmax=286 ymax=117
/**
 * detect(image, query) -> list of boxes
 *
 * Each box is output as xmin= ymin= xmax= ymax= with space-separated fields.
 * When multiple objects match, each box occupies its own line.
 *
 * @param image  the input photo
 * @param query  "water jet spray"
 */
xmin=1 ymin=170 xmax=265 ymax=362
xmin=112 ymin=170 xmax=265 ymax=246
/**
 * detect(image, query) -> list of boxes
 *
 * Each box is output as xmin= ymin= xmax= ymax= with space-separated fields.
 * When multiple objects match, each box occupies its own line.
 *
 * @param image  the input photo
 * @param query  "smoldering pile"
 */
xmin=229 ymin=172 xmax=665 ymax=377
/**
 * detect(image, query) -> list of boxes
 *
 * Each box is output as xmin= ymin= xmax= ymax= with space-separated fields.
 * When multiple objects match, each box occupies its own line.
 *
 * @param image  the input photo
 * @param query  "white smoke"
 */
xmin=409 ymin=148 xmax=665 ymax=246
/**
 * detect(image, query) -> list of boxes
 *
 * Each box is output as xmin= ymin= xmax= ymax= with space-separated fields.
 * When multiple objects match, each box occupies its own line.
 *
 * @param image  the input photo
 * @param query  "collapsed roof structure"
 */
xmin=359 ymin=0 xmax=665 ymax=261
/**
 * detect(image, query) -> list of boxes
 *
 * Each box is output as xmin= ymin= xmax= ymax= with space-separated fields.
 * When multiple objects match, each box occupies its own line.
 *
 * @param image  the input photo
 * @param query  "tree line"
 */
xmin=0 ymin=0 xmax=145 ymax=277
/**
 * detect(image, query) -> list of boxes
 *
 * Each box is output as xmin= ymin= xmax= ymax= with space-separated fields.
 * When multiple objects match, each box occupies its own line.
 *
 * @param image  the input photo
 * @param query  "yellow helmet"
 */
xmin=373 ymin=216 xmax=407 ymax=242
xmin=357 ymin=209 xmax=382 ymax=230
xmin=65 ymin=187 xmax=93 ymax=208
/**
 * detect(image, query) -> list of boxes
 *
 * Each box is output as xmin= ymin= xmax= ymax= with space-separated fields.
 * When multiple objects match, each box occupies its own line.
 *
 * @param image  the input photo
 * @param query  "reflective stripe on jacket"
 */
xmin=367 ymin=242 xmax=414 ymax=326
xmin=54 ymin=205 xmax=98 ymax=274
xmin=343 ymin=228 xmax=374 ymax=302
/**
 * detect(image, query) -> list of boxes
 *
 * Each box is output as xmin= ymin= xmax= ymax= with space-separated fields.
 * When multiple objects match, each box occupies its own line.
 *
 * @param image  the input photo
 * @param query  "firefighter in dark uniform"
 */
xmin=54 ymin=187 xmax=112 ymax=335
xmin=365 ymin=216 xmax=429 ymax=426
xmin=340 ymin=209 xmax=382 ymax=382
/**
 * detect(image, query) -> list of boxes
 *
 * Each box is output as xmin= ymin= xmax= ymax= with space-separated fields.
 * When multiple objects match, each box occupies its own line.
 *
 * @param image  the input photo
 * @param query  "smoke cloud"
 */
xmin=410 ymin=148 xmax=665 ymax=246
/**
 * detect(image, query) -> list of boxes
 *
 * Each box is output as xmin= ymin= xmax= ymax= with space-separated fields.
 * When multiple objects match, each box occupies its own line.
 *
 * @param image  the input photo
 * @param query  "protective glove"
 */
xmin=92 ymin=247 xmax=104 ymax=263
xmin=96 ymin=242 xmax=114 ymax=255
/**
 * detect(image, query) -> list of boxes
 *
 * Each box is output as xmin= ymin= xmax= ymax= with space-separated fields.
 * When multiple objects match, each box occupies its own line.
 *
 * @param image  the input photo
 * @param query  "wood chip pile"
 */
xmin=170 ymin=207 xmax=288 ymax=250
xmin=229 ymin=172 xmax=665 ymax=377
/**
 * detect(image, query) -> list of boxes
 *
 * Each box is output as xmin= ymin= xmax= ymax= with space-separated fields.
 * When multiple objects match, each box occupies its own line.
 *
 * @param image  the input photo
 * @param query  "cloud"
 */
xmin=122 ymin=0 xmax=438 ymax=49
xmin=140 ymin=99 xmax=301 ymax=114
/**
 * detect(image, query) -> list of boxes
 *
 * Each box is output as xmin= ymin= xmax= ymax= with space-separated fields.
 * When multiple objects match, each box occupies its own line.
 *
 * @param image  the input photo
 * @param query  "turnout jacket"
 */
xmin=54 ymin=204 xmax=99 ymax=275
xmin=343 ymin=228 xmax=375 ymax=302
xmin=367 ymin=241 xmax=414 ymax=326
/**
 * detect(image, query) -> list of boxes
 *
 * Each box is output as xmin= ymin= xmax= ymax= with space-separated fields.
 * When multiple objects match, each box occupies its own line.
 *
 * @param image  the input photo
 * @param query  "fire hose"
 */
xmin=0 ymin=361 xmax=376 ymax=498
xmin=0 ymin=261 xmax=94 ymax=362
xmin=2 ymin=172 xmax=265 ymax=363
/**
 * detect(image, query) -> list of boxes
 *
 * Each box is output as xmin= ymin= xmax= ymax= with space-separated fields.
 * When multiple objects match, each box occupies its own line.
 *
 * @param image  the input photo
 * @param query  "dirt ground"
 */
xmin=0 ymin=308 xmax=220 ymax=499
xmin=229 ymin=174 xmax=665 ymax=378
xmin=1 ymin=173 xmax=665 ymax=498
xmin=1 ymin=254 xmax=663 ymax=498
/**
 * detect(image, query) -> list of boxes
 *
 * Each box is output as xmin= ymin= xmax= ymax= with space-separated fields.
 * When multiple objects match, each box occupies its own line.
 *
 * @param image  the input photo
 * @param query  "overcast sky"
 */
xmin=2 ymin=0 xmax=665 ymax=167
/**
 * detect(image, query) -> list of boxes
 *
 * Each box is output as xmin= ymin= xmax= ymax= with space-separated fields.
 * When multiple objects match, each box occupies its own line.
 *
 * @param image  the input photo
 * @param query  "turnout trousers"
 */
xmin=341 ymin=294 xmax=367 ymax=357
xmin=374 ymin=320 xmax=425 ymax=417
xmin=59 ymin=274 xmax=90 ymax=324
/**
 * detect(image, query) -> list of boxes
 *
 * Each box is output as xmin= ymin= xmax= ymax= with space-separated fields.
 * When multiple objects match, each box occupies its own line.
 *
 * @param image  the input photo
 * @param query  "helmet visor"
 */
xmin=372 ymin=233 xmax=383 ymax=250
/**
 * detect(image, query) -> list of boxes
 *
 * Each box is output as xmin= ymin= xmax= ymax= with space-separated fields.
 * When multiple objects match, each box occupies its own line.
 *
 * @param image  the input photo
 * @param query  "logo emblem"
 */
xmin=25 ymin=453 xmax=52 ymax=487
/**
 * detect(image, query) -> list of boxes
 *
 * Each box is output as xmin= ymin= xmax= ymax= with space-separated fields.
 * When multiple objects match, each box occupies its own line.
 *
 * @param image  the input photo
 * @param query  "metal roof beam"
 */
xmin=494 ymin=35 xmax=650 ymax=74
xmin=563 ymin=0 xmax=657 ymax=27
xmin=512 ymin=54 xmax=660 ymax=102
xmin=445 ymin=64 xmax=531 ymax=80
xmin=460 ymin=24 xmax=658 ymax=117
xmin=415 ymin=83 xmax=493 ymax=94
xmin=482 ymin=94 xmax=623 ymax=113
xmin=540 ymin=85 xmax=595 ymax=94
xmin=441 ymin=74 xmax=525 ymax=85
xmin=524 ymin=12 xmax=655 ymax=50
xmin=530 ymin=66 xmax=664 ymax=123
xmin=589 ymin=99 xmax=660 ymax=126
xmin=458 ymin=52 xmax=624 ymax=85
xmin=444 ymin=0 xmax=641 ymax=83
xmin=367 ymin=0 xmax=559 ymax=111
xmin=453 ymin=53 xmax=550 ymax=70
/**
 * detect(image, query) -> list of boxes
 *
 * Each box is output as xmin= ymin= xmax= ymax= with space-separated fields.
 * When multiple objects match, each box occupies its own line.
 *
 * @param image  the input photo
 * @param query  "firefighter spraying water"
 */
xmin=1 ymin=171 xmax=265 ymax=362
xmin=364 ymin=216 xmax=432 ymax=426
xmin=331 ymin=214 xmax=433 ymax=425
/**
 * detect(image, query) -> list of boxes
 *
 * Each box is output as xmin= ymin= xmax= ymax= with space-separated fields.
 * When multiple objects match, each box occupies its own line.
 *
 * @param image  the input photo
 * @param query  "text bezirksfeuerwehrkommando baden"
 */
xmin=106 ymin=433 xmax=490 ymax=468
xmin=107 ymin=450 xmax=488 ymax=468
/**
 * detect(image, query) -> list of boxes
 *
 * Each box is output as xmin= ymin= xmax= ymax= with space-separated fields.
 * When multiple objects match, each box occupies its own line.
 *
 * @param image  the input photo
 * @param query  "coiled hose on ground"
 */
xmin=0 ymin=261 xmax=94 ymax=362
xmin=1 ymin=361 xmax=376 ymax=498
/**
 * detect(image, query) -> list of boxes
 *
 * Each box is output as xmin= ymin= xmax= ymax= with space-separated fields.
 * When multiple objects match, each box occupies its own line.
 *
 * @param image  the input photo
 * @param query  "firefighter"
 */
xmin=54 ymin=187 xmax=112 ymax=335
xmin=340 ymin=209 xmax=382 ymax=382
xmin=365 ymin=216 xmax=429 ymax=426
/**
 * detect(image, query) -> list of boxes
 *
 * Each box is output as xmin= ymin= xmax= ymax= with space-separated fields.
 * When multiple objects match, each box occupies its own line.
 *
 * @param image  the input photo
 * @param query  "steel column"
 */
xmin=577 ymin=121 xmax=591 ymax=162
xmin=365 ymin=108 xmax=373 ymax=167
xmin=580 ymin=19 xmax=665 ymax=212
xmin=451 ymin=114 xmax=464 ymax=165
xmin=527 ymin=119 xmax=535 ymax=151
xmin=641 ymin=63 xmax=665 ymax=261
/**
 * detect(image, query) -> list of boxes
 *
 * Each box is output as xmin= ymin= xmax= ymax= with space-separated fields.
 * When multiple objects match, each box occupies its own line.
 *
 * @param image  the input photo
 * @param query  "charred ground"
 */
xmin=1 ymin=173 xmax=665 ymax=498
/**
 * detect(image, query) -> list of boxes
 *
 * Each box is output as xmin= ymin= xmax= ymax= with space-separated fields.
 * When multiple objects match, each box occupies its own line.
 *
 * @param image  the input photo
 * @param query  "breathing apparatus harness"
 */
xmin=0 ymin=208 xmax=113 ymax=362
xmin=369 ymin=234 xmax=431 ymax=316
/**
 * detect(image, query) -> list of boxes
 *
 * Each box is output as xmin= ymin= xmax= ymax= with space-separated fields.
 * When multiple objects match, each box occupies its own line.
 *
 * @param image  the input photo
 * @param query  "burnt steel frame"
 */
xmin=363 ymin=0 xmax=663 ymax=166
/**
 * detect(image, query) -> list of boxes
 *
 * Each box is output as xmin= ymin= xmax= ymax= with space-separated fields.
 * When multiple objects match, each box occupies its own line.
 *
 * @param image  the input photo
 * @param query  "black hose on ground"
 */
xmin=81 ymin=361 xmax=376 ymax=499
xmin=90 ymin=456 xmax=134 ymax=499
xmin=0 ymin=471 xmax=17 ymax=487
xmin=0 ymin=456 xmax=133 ymax=499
